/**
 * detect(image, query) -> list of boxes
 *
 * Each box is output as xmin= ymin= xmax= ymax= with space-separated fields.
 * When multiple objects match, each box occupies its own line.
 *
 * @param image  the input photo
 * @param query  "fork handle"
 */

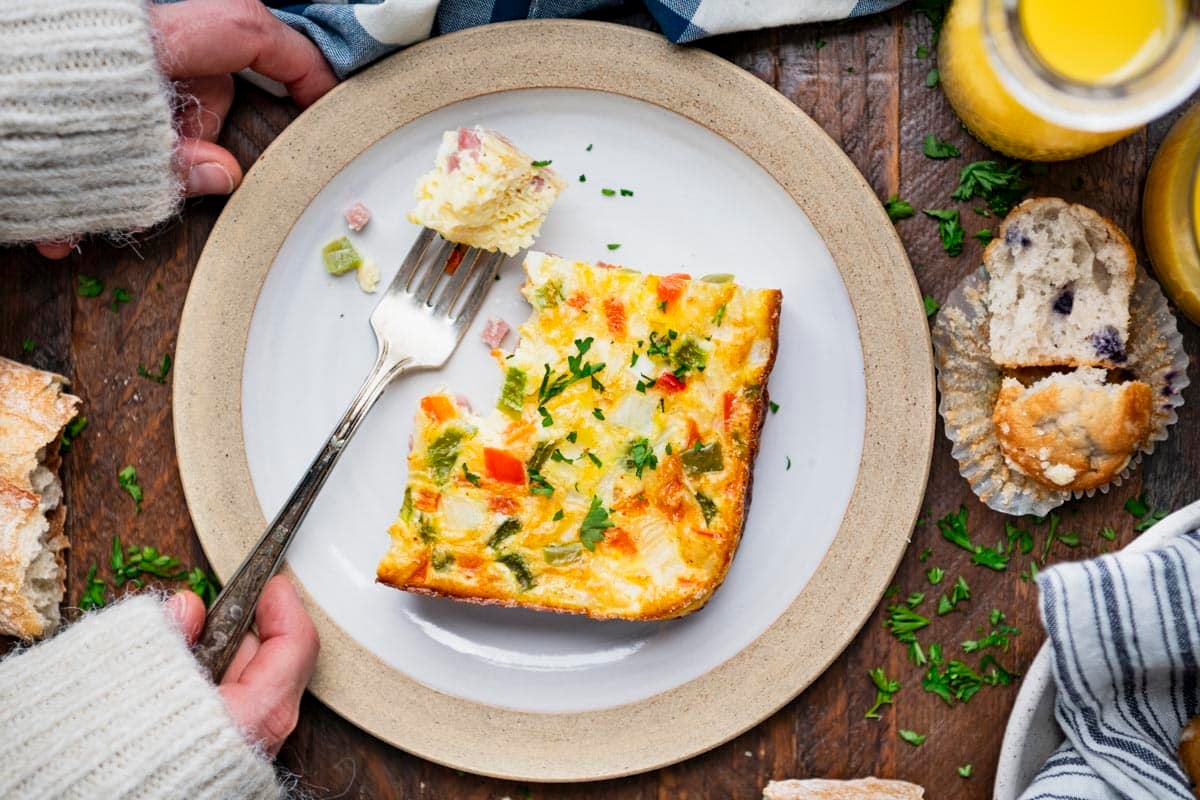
xmin=193 ymin=348 xmax=408 ymax=681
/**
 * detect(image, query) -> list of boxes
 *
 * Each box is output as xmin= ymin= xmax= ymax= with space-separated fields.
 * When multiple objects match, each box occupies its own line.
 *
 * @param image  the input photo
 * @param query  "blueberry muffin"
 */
xmin=987 ymin=198 xmax=1136 ymax=369
xmin=993 ymin=367 xmax=1152 ymax=492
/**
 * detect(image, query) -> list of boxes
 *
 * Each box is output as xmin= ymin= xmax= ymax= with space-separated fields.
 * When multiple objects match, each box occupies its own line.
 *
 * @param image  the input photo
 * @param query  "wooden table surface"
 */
xmin=3 ymin=6 xmax=1198 ymax=798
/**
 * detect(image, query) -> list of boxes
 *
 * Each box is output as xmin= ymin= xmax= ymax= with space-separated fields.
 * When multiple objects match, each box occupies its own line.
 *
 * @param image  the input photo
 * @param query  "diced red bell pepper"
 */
xmin=656 ymin=372 xmax=686 ymax=393
xmin=483 ymin=447 xmax=526 ymax=484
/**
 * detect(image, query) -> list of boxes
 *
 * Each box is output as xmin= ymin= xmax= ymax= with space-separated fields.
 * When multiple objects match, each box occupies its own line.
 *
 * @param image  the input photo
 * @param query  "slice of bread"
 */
xmin=0 ymin=357 xmax=79 ymax=639
xmin=993 ymin=367 xmax=1151 ymax=492
xmin=763 ymin=778 xmax=924 ymax=799
xmin=986 ymin=198 xmax=1136 ymax=368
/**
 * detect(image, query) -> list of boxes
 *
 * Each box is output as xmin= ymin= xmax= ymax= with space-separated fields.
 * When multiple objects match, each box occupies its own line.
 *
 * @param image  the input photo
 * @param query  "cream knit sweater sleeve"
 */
xmin=0 ymin=0 xmax=179 ymax=244
xmin=0 ymin=596 xmax=282 ymax=799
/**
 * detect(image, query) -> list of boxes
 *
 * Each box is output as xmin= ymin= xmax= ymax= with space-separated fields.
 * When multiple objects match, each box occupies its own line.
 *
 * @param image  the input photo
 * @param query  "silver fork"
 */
xmin=194 ymin=228 xmax=505 ymax=681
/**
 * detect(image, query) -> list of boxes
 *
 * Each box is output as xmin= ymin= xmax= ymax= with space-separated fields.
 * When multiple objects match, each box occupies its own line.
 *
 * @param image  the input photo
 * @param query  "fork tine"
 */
xmin=412 ymin=241 xmax=461 ymax=304
xmin=433 ymin=247 xmax=485 ymax=316
xmin=390 ymin=227 xmax=437 ymax=293
xmin=453 ymin=251 xmax=505 ymax=333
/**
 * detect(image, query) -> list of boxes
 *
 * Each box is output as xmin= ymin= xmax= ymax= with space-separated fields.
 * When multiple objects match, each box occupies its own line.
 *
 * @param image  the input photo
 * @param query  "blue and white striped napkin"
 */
xmin=268 ymin=0 xmax=907 ymax=79
xmin=1020 ymin=531 xmax=1200 ymax=799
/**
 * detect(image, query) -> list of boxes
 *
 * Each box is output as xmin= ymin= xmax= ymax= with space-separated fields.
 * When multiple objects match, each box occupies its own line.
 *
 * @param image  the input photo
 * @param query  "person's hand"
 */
xmin=36 ymin=0 xmax=338 ymax=260
xmin=167 ymin=575 xmax=320 ymax=756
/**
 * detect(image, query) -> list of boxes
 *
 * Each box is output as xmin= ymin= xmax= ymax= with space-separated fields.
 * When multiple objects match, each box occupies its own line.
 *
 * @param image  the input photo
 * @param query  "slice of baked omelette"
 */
xmin=376 ymin=252 xmax=782 ymax=620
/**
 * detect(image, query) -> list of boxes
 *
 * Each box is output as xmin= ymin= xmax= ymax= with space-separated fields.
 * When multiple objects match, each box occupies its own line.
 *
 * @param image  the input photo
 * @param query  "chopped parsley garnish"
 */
xmin=1098 ymin=526 xmax=1116 ymax=542
xmin=925 ymin=68 xmax=940 ymax=88
xmin=958 ymin=764 xmax=973 ymax=778
xmin=884 ymin=195 xmax=915 ymax=222
xmin=657 ymin=300 xmax=667 ymax=312
xmin=185 ymin=567 xmax=218 ymax=605
xmin=592 ymin=407 xmax=605 ymax=420
xmin=60 ymin=415 xmax=87 ymax=452
xmin=579 ymin=495 xmax=614 ymax=550
xmin=585 ymin=451 xmax=602 ymax=468
xmin=606 ymin=243 xmax=621 ymax=251
xmin=913 ymin=0 xmax=951 ymax=32
xmin=915 ymin=43 xmax=930 ymax=58
xmin=785 ymin=456 xmax=791 ymax=470
xmin=461 ymin=463 xmax=481 ymax=486
xmin=579 ymin=174 xmax=586 ymax=182
xmin=883 ymin=603 xmax=930 ymax=643
xmin=21 ymin=338 xmax=35 ymax=352
xmin=918 ymin=547 xmax=932 ymax=562
xmin=952 ymin=160 xmax=1030 ymax=216
xmin=537 ymin=407 xmax=554 ymax=427
xmin=111 ymin=536 xmax=181 ymax=587
xmin=565 ymin=431 xmax=578 ymax=444
xmin=671 ymin=337 xmax=707 ymax=377
xmin=496 ymin=552 xmax=535 ymax=591
xmin=938 ymin=505 xmax=1008 ymax=570
xmin=898 ymin=729 xmax=926 ymax=747
xmin=138 ymin=353 xmax=172 ymax=384
xmin=936 ymin=575 xmax=970 ymax=615
xmin=864 ymin=667 xmax=900 ymax=719
xmin=586 ymin=143 xmax=593 ymax=151
xmin=528 ymin=471 xmax=554 ymax=496
xmin=417 ymin=515 xmax=438 ymax=543
xmin=537 ymin=338 xmax=605 ymax=408
xmin=923 ymin=208 xmax=965 ymax=256
xmin=973 ymin=229 xmax=994 ymax=246
xmin=922 ymin=134 xmax=960 ymax=159
xmin=110 ymin=287 xmax=132 ymax=312
xmin=924 ymin=296 xmax=940 ymax=317
xmin=906 ymin=591 xmax=926 ymax=608
xmin=647 ymin=329 xmax=676 ymax=359
xmin=625 ymin=438 xmax=658 ymax=478
xmin=530 ymin=159 xmax=552 ymax=168
xmin=79 ymin=565 xmax=107 ymax=611
xmin=1126 ymin=493 xmax=1169 ymax=531
xmin=117 ymin=465 xmax=143 ymax=512
xmin=1005 ymin=521 xmax=1034 ymax=554
xmin=768 ymin=401 xmax=780 ymax=414
xmin=620 ymin=189 xmax=634 ymax=197
xmin=926 ymin=566 xmax=945 ymax=585
xmin=553 ymin=509 xmax=564 ymax=521
xmin=601 ymin=188 xmax=616 ymax=197
xmin=816 ymin=38 xmax=826 ymax=49
xmin=961 ymin=620 xmax=1020 ymax=654
xmin=77 ymin=274 xmax=104 ymax=298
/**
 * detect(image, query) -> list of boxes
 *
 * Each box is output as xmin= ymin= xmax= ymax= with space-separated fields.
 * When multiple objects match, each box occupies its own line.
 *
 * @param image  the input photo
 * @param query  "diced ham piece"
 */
xmin=457 ymin=127 xmax=481 ymax=152
xmin=454 ymin=394 xmax=473 ymax=412
xmin=531 ymin=175 xmax=545 ymax=190
xmin=344 ymin=202 xmax=370 ymax=232
xmin=446 ymin=152 xmax=461 ymax=173
xmin=480 ymin=318 xmax=510 ymax=348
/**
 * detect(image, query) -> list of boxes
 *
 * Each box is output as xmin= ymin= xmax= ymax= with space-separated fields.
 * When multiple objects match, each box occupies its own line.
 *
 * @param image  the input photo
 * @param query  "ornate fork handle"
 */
xmin=193 ymin=346 xmax=409 ymax=681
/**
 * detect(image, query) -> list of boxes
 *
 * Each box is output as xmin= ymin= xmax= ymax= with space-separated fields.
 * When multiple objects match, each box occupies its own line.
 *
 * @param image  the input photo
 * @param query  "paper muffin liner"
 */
xmin=932 ymin=268 xmax=1190 ymax=517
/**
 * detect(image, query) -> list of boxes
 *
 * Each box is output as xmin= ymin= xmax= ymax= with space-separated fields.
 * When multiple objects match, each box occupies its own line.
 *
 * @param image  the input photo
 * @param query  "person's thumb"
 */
xmin=175 ymin=138 xmax=243 ymax=198
xmin=165 ymin=590 xmax=206 ymax=646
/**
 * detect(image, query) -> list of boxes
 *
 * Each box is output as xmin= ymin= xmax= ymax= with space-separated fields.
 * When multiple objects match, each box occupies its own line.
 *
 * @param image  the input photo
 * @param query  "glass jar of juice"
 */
xmin=1144 ymin=102 xmax=1200 ymax=324
xmin=940 ymin=0 xmax=1200 ymax=161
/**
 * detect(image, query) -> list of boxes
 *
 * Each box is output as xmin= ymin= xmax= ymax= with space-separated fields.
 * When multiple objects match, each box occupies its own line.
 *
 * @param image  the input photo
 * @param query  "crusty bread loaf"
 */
xmin=993 ymin=367 xmax=1151 ymax=492
xmin=1179 ymin=715 xmax=1200 ymax=797
xmin=763 ymin=778 xmax=924 ymax=799
xmin=0 ymin=357 xmax=79 ymax=639
xmin=986 ymin=198 xmax=1136 ymax=369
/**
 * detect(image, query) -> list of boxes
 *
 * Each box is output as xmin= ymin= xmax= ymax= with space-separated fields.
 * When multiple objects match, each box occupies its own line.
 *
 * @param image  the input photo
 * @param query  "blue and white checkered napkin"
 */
xmin=268 ymin=0 xmax=906 ymax=78
xmin=1020 ymin=531 xmax=1200 ymax=800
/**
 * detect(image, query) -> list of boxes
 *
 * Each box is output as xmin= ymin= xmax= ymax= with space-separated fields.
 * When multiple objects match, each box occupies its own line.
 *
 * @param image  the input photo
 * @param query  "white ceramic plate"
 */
xmin=175 ymin=21 xmax=933 ymax=780
xmin=995 ymin=499 xmax=1200 ymax=799
xmin=242 ymin=87 xmax=865 ymax=714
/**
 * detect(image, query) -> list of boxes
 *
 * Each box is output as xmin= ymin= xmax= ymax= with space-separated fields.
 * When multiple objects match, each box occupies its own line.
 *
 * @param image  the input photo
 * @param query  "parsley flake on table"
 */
xmin=952 ymin=160 xmax=1030 ymax=216
xmin=925 ymin=68 xmax=940 ymax=88
xmin=926 ymin=566 xmax=945 ymax=585
xmin=601 ymin=188 xmax=616 ymax=197
xmin=620 ymin=188 xmax=634 ymax=197
xmin=898 ymin=729 xmax=926 ymax=747
xmin=117 ymin=465 xmax=143 ymax=513
xmin=79 ymin=564 xmax=107 ymax=611
xmin=973 ymin=229 xmax=994 ymax=245
xmin=111 ymin=536 xmax=182 ymax=587
xmin=606 ymin=243 xmax=621 ymax=251
xmin=60 ymin=416 xmax=87 ymax=452
xmin=923 ymin=208 xmax=965 ymax=255
xmin=936 ymin=575 xmax=970 ymax=615
xmin=77 ymin=274 xmax=104 ymax=298
xmin=1005 ymin=520 xmax=1034 ymax=554
xmin=1098 ymin=526 xmax=1116 ymax=542
xmin=864 ymin=667 xmax=901 ymax=719
xmin=769 ymin=401 xmax=780 ymax=414
xmin=530 ymin=160 xmax=552 ymax=168
xmin=1126 ymin=492 xmax=1169 ymax=531
xmin=21 ymin=339 xmax=35 ymax=353
xmin=109 ymin=287 xmax=132 ymax=312
xmin=884 ymin=194 xmax=915 ymax=222
xmin=922 ymin=134 xmax=960 ymax=159
xmin=884 ymin=602 xmax=930 ymax=643
xmin=915 ymin=43 xmax=930 ymax=58
xmin=785 ymin=456 xmax=791 ymax=471
xmin=815 ymin=38 xmax=827 ymax=49
xmin=924 ymin=295 xmax=940 ymax=317
xmin=138 ymin=353 xmax=172 ymax=384
xmin=579 ymin=174 xmax=586 ymax=183
xmin=185 ymin=567 xmax=218 ymax=606
xmin=918 ymin=547 xmax=932 ymax=561
xmin=579 ymin=495 xmax=614 ymax=550
xmin=586 ymin=143 xmax=593 ymax=151
xmin=962 ymin=620 xmax=1020 ymax=654
xmin=906 ymin=591 xmax=926 ymax=608
xmin=958 ymin=764 xmax=973 ymax=778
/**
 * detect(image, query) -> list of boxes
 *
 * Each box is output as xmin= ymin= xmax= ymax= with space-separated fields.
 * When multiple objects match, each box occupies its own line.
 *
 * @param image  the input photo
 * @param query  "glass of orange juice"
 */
xmin=940 ymin=0 xmax=1200 ymax=161
xmin=1145 ymin=103 xmax=1200 ymax=324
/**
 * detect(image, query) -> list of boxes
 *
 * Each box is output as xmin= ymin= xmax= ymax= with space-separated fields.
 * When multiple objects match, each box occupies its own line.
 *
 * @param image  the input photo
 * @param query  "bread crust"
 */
xmin=0 ymin=358 xmax=79 ymax=639
xmin=985 ymin=197 xmax=1137 ymax=369
xmin=993 ymin=374 xmax=1152 ymax=492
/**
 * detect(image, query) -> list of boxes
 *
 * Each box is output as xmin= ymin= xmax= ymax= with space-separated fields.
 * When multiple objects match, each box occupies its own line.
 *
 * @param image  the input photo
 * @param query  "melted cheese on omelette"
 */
xmin=376 ymin=252 xmax=782 ymax=620
xmin=407 ymin=127 xmax=565 ymax=256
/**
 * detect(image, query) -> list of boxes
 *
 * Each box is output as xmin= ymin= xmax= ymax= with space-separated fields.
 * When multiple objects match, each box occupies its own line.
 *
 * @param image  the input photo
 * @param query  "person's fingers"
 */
xmin=218 ymin=576 xmax=318 ymax=755
xmin=150 ymin=0 xmax=338 ymax=107
xmin=221 ymin=628 xmax=261 ymax=685
xmin=34 ymin=239 xmax=77 ymax=260
xmin=165 ymin=590 xmax=206 ymax=646
xmin=175 ymin=138 xmax=243 ymax=197
xmin=176 ymin=74 xmax=235 ymax=142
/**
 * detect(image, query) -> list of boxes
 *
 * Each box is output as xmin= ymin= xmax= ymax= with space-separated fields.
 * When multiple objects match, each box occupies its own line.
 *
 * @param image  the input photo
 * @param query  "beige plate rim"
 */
xmin=174 ymin=19 xmax=935 ymax=783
